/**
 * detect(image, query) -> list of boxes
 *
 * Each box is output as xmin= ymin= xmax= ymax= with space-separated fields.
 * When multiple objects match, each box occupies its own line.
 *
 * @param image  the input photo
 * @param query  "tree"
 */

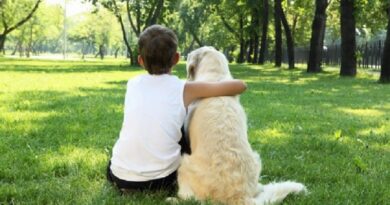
xmin=68 ymin=6 xmax=121 ymax=59
xmin=214 ymin=0 xmax=251 ymax=63
xmin=380 ymin=5 xmax=390 ymax=83
xmin=179 ymin=0 xmax=211 ymax=47
xmin=8 ymin=3 xmax=63 ymax=57
xmin=0 ymin=0 xmax=42 ymax=53
xmin=114 ymin=0 xmax=135 ymax=61
xmin=95 ymin=0 xmax=135 ymax=64
xmin=258 ymin=0 xmax=269 ymax=64
xmin=285 ymin=0 xmax=314 ymax=46
xmin=92 ymin=0 xmax=172 ymax=65
xmin=246 ymin=1 xmax=261 ymax=64
xmin=307 ymin=0 xmax=330 ymax=73
xmin=355 ymin=0 xmax=387 ymax=39
xmin=195 ymin=13 xmax=237 ymax=60
xmin=340 ymin=0 xmax=357 ymax=77
xmin=280 ymin=0 xmax=295 ymax=69
xmin=274 ymin=0 xmax=282 ymax=67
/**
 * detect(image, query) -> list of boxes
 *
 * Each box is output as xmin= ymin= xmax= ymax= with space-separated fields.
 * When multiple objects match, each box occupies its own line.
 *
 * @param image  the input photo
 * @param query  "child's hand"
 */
xmin=184 ymin=80 xmax=247 ymax=107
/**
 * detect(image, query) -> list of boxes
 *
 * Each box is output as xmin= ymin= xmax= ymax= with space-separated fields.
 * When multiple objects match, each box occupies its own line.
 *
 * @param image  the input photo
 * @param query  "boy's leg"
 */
xmin=150 ymin=171 xmax=178 ymax=194
xmin=106 ymin=161 xmax=114 ymax=183
xmin=107 ymin=160 xmax=177 ymax=193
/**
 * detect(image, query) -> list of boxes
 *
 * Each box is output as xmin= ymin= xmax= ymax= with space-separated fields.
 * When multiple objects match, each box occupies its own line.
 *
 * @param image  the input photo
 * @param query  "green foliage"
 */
xmin=284 ymin=0 xmax=315 ymax=45
xmin=0 ymin=58 xmax=389 ymax=204
xmin=355 ymin=0 xmax=387 ymax=37
xmin=325 ymin=0 xmax=388 ymax=44
xmin=1 ymin=0 xmax=389 ymax=62
xmin=7 ymin=3 xmax=63 ymax=54
xmin=176 ymin=0 xmax=237 ymax=53
xmin=68 ymin=6 xmax=122 ymax=52
xmin=0 ymin=0 xmax=37 ymax=31
xmin=178 ymin=0 xmax=209 ymax=41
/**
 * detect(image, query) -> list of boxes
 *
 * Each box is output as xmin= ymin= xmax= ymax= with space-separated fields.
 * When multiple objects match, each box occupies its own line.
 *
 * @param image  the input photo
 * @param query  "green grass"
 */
xmin=0 ymin=57 xmax=389 ymax=205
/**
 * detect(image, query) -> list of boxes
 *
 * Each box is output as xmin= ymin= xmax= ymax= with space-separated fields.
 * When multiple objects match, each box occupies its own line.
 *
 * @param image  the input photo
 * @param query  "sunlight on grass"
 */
xmin=42 ymin=145 xmax=108 ymax=170
xmin=255 ymin=128 xmax=287 ymax=139
xmin=291 ymin=77 xmax=320 ymax=85
xmin=1 ymin=110 xmax=59 ymax=126
xmin=0 ymin=72 xmax=143 ymax=92
xmin=250 ymin=90 xmax=271 ymax=95
xmin=338 ymin=108 xmax=385 ymax=117
xmin=269 ymin=77 xmax=320 ymax=85
xmin=358 ymin=125 xmax=389 ymax=137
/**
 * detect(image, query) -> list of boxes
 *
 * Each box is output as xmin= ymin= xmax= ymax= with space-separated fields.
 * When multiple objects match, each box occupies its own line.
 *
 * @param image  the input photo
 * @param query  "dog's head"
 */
xmin=186 ymin=46 xmax=231 ymax=81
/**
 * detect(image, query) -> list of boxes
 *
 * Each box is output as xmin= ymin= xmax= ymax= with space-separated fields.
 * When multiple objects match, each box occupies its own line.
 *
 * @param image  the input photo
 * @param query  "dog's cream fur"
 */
xmin=175 ymin=46 xmax=307 ymax=205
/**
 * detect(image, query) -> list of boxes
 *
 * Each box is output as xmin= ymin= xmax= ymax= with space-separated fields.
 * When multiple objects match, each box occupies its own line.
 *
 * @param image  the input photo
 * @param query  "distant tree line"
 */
xmin=0 ymin=0 xmax=389 ymax=82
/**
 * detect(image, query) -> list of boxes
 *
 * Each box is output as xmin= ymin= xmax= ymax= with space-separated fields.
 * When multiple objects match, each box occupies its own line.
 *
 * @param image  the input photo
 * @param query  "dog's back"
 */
xmin=179 ymin=47 xmax=261 ymax=204
xmin=186 ymin=96 xmax=261 ymax=204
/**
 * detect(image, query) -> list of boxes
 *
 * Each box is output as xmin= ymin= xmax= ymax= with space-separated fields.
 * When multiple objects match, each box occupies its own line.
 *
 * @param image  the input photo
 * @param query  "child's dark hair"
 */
xmin=138 ymin=25 xmax=178 ymax=74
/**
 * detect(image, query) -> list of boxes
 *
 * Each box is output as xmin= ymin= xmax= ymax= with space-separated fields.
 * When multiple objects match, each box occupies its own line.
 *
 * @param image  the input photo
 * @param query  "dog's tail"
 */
xmin=253 ymin=181 xmax=307 ymax=205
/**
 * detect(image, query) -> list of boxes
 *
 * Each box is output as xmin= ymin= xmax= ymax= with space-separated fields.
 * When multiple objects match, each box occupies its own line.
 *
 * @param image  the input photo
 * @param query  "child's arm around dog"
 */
xmin=183 ymin=80 xmax=246 ymax=107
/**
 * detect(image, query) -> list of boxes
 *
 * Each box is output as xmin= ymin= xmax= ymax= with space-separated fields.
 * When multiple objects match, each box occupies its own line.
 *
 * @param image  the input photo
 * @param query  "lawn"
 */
xmin=0 ymin=57 xmax=389 ymax=205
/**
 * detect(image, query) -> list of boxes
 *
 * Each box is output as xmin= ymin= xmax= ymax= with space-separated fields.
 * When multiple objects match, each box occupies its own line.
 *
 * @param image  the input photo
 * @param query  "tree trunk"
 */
xmin=11 ymin=41 xmax=20 ymax=55
xmin=19 ymin=44 xmax=24 ymax=57
xmin=250 ymin=6 xmax=260 ymax=64
xmin=26 ymin=22 xmax=34 ymax=58
xmin=253 ymin=33 xmax=259 ymax=64
xmin=280 ymin=0 xmax=294 ymax=69
xmin=380 ymin=8 xmax=390 ymax=83
xmin=217 ymin=6 xmax=244 ymax=63
xmin=81 ymin=40 xmax=88 ymax=60
xmin=94 ymin=45 xmax=104 ymax=59
xmin=224 ymin=46 xmax=235 ymax=62
xmin=113 ymin=0 xmax=135 ymax=65
xmin=0 ymin=34 xmax=5 ymax=54
xmin=99 ymin=45 xmax=104 ymax=60
xmin=340 ymin=0 xmax=357 ymax=77
xmin=190 ymin=29 xmax=203 ymax=47
xmin=237 ymin=15 xmax=245 ymax=63
xmin=259 ymin=0 xmax=269 ymax=64
xmin=307 ymin=0 xmax=328 ymax=73
xmin=292 ymin=15 xmax=299 ymax=37
xmin=238 ymin=40 xmax=245 ymax=63
xmin=114 ymin=48 xmax=120 ymax=58
xmin=274 ymin=0 xmax=282 ymax=67
xmin=119 ymin=14 xmax=134 ymax=64
xmin=247 ymin=39 xmax=254 ymax=63
xmin=147 ymin=0 xmax=164 ymax=26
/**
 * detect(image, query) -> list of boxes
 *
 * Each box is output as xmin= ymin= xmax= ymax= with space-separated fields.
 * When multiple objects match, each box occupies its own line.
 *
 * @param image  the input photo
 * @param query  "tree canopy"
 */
xmin=1 ymin=0 xmax=389 ymax=81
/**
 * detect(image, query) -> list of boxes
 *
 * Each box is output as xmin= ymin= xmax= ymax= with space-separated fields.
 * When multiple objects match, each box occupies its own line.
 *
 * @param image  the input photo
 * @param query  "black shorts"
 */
xmin=106 ymin=161 xmax=178 ymax=193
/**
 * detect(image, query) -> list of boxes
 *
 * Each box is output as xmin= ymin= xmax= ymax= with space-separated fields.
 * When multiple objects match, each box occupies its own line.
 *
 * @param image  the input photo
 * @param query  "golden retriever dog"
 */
xmin=176 ymin=46 xmax=307 ymax=205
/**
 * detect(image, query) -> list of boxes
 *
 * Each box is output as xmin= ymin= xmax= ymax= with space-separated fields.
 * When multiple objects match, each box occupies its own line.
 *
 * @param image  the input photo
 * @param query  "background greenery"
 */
xmin=1 ymin=0 xmax=388 ymax=60
xmin=0 ymin=58 xmax=389 ymax=204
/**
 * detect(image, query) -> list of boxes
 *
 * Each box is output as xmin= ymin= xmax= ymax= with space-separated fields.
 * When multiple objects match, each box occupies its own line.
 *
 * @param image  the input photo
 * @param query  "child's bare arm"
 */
xmin=183 ymin=80 xmax=247 ymax=107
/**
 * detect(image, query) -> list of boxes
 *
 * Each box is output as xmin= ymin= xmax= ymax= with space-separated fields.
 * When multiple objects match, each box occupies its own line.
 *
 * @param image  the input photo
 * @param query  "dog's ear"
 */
xmin=186 ymin=53 xmax=199 ymax=81
xmin=187 ymin=63 xmax=196 ymax=81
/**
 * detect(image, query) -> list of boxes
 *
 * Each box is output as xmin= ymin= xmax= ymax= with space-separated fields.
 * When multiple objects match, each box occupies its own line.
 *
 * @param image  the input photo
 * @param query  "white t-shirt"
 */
xmin=110 ymin=74 xmax=186 ymax=181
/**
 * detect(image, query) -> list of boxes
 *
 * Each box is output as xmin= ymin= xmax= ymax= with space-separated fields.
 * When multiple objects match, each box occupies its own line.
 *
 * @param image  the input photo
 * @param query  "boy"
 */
xmin=107 ymin=25 xmax=246 ymax=192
